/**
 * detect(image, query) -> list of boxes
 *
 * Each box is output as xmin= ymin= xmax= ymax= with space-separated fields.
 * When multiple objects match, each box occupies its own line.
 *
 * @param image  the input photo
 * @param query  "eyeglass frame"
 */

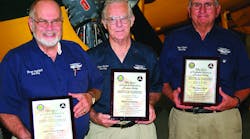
xmin=191 ymin=2 xmax=218 ymax=10
xmin=104 ymin=16 xmax=132 ymax=25
xmin=30 ymin=17 xmax=63 ymax=27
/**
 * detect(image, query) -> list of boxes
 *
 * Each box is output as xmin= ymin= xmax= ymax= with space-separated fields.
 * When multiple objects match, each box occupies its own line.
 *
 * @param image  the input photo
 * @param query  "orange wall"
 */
xmin=0 ymin=7 xmax=88 ymax=61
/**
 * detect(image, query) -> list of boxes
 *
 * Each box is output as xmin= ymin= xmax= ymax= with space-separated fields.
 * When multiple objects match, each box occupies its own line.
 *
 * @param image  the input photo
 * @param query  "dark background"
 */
xmin=0 ymin=0 xmax=64 ymax=21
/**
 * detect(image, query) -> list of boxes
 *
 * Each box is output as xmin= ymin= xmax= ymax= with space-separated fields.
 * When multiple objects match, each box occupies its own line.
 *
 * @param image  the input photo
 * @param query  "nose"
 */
xmin=45 ymin=22 xmax=54 ymax=30
xmin=115 ymin=19 xmax=123 ymax=27
xmin=199 ymin=5 xmax=207 ymax=13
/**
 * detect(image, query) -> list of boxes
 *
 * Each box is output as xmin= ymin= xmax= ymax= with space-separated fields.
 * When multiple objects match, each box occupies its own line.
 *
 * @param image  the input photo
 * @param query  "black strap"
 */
xmin=174 ymin=107 xmax=220 ymax=114
xmin=111 ymin=121 xmax=136 ymax=128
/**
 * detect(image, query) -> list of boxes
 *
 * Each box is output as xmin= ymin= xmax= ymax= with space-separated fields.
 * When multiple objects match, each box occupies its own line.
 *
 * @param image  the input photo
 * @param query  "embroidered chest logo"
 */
xmin=133 ymin=64 xmax=147 ymax=70
xmin=217 ymin=47 xmax=231 ymax=55
xmin=217 ymin=47 xmax=231 ymax=63
xmin=70 ymin=63 xmax=82 ymax=77
xmin=27 ymin=69 xmax=43 ymax=76
xmin=97 ymin=65 xmax=109 ymax=70
xmin=177 ymin=46 xmax=188 ymax=51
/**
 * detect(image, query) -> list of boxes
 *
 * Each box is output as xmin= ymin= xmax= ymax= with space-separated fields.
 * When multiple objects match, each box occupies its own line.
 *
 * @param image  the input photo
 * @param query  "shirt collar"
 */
xmin=57 ymin=42 xmax=62 ymax=55
xmin=31 ymin=38 xmax=62 ymax=55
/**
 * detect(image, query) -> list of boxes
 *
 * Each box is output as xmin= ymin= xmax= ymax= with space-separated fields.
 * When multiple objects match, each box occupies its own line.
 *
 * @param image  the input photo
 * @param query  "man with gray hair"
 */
xmin=0 ymin=0 xmax=103 ymax=139
xmin=160 ymin=0 xmax=250 ymax=139
xmin=85 ymin=0 xmax=162 ymax=139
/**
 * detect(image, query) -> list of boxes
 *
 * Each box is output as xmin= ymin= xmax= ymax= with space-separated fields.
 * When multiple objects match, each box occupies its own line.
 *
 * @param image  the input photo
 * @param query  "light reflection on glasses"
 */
xmin=105 ymin=16 xmax=131 ymax=25
xmin=31 ymin=17 xmax=63 ymax=27
xmin=191 ymin=2 xmax=216 ymax=10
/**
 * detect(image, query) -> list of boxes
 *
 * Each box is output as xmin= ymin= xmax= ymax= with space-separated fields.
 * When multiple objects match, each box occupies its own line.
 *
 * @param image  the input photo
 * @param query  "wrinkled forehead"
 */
xmin=106 ymin=2 xmax=129 ymax=16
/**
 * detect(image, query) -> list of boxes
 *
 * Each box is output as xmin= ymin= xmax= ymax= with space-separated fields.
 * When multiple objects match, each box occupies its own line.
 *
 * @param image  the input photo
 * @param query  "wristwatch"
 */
xmin=91 ymin=96 xmax=96 ymax=105
xmin=233 ymin=96 xmax=240 ymax=108
xmin=88 ymin=92 xmax=96 ymax=105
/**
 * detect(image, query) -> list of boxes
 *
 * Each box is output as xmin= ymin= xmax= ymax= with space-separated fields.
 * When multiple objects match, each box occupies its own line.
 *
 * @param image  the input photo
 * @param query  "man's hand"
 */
xmin=0 ymin=114 xmax=31 ymax=139
xmin=17 ymin=128 xmax=32 ymax=139
xmin=68 ymin=92 xmax=93 ymax=118
xmin=172 ymin=87 xmax=193 ymax=110
xmin=90 ymin=109 xmax=119 ymax=127
xmin=204 ymin=87 xmax=238 ymax=111
xmin=162 ymin=83 xmax=192 ymax=110
xmin=135 ymin=104 xmax=156 ymax=124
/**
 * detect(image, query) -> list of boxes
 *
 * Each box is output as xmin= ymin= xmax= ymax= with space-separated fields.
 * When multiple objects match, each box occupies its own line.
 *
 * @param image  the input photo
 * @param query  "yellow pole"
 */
xmin=221 ymin=10 xmax=230 ymax=29
xmin=137 ymin=0 xmax=145 ymax=13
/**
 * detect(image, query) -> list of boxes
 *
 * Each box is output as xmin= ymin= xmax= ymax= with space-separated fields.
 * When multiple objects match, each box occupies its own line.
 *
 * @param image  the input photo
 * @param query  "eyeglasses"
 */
xmin=105 ymin=16 xmax=131 ymax=25
xmin=31 ymin=17 xmax=63 ymax=27
xmin=191 ymin=2 xmax=216 ymax=10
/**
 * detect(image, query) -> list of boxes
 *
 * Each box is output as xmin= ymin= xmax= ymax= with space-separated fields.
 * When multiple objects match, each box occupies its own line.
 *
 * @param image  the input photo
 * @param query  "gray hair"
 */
xmin=101 ymin=0 xmax=134 ymax=19
xmin=188 ymin=0 xmax=219 ymax=8
xmin=29 ymin=0 xmax=62 ymax=19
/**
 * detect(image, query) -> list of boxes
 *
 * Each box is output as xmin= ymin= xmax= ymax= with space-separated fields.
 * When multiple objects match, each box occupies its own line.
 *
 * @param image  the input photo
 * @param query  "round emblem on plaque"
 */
xmin=37 ymin=104 xmax=44 ymax=111
xmin=117 ymin=75 xmax=124 ymax=81
xmin=189 ymin=62 xmax=195 ymax=69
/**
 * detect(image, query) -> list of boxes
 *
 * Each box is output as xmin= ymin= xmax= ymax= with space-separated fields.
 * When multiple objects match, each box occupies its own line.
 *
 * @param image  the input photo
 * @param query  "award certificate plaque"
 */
xmin=111 ymin=69 xmax=149 ymax=121
xmin=182 ymin=57 xmax=219 ymax=106
xmin=30 ymin=96 xmax=75 ymax=139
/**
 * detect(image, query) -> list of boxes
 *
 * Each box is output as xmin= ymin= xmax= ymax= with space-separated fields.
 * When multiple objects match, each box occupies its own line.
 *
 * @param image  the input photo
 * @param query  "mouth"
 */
xmin=43 ymin=31 xmax=56 ymax=37
xmin=197 ymin=14 xmax=208 ymax=18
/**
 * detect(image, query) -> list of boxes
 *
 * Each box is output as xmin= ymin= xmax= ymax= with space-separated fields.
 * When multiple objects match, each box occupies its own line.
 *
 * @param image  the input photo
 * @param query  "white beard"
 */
xmin=33 ymin=32 xmax=61 ymax=48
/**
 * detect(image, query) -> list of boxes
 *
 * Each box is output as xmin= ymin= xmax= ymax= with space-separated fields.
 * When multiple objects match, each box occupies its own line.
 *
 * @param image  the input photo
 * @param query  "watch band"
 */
xmin=233 ymin=95 xmax=240 ymax=108
xmin=88 ymin=91 xmax=96 ymax=104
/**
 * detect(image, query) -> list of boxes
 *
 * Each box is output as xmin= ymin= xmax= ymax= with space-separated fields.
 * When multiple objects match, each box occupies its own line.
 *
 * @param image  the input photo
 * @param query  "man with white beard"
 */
xmin=0 ymin=0 xmax=103 ymax=139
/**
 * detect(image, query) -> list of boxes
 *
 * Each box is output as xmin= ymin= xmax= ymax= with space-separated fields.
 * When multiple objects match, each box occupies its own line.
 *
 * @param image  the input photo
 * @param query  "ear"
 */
xmin=130 ymin=15 xmax=135 ymax=27
xmin=215 ymin=5 xmax=221 ymax=17
xmin=28 ymin=17 xmax=34 ymax=32
xmin=101 ymin=19 xmax=107 ymax=29
xmin=187 ymin=7 xmax=191 ymax=18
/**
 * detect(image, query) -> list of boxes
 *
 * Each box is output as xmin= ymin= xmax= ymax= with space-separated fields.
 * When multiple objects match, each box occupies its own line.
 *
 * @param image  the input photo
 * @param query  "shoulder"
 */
xmin=132 ymin=41 xmax=158 ymax=58
xmin=169 ymin=25 xmax=192 ymax=36
xmin=212 ymin=26 xmax=245 ymax=47
xmin=1 ymin=40 xmax=35 ymax=71
xmin=214 ymin=26 xmax=241 ymax=39
xmin=60 ymin=40 xmax=90 ymax=57
xmin=61 ymin=40 xmax=84 ymax=50
xmin=87 ymin=42 xmax=108 ymax=56
xmin=164 ymin=25 xmax=193 ymax=42
xmin=133 ymin=41 xmax=153 ymax=52
xmin=3 ymin=40 xmax=33 ymax=60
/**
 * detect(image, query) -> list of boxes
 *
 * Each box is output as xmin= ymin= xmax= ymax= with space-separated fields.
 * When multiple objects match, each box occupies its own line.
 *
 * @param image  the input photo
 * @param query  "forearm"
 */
xmin=234 ymin=88 xmax=250 ymax=103
xmin=149 ymin=92 xmax=161 ymax=106
xmin=0 ymin=113 xmax=31 ymax=139
xmin=87 ymin=88 xmax=101 ymax=101
xmin=162 ymin=83 xmax=174 ymax=101
xmin=89 ymin=108 xmax=98 ymax=123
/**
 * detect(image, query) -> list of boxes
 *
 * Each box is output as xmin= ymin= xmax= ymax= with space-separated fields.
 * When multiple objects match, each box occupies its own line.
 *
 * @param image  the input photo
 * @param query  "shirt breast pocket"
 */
xmin=219 ymin=54 xmax=234 ymax=78
xmin=68 ymin=69 xmax=89 ymax=93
